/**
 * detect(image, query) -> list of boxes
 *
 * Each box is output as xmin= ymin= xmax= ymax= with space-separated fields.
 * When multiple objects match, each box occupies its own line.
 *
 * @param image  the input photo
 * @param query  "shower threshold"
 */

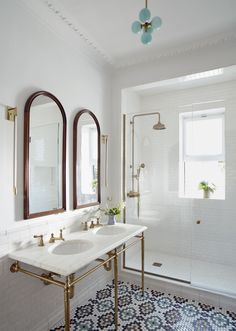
xmin=124 ymin=266 xmax=190 ymax=284
xmin=124 ymin=249 xmax=192 ymax=283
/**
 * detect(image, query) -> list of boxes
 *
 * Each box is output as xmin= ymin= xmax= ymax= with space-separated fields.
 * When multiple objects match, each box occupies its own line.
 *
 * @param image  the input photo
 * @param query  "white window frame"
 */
xmin=179 ymin=108 xmax=225 ymax=198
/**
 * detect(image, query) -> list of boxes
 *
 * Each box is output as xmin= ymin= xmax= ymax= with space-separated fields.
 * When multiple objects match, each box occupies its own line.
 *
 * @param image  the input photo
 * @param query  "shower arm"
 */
xmin=130 ymin=111 xmax=161 ymax=191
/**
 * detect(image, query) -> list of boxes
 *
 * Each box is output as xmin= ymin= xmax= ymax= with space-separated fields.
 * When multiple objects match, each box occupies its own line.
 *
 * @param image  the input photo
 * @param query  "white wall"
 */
xmin=0 ymin=1 xmax=112 ymax=330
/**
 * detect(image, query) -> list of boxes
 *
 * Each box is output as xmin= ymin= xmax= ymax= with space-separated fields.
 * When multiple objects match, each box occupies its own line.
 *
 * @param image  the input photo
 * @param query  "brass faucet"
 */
xmin=82 ymin=217 xmax=102 ymax=231
xmin=33 ymin=235 xmax=44 ymax=247
xmin=90 ymin=217 xmax=103 ymax=228
xmin=49 ymin=229 xmax=65 ymax=243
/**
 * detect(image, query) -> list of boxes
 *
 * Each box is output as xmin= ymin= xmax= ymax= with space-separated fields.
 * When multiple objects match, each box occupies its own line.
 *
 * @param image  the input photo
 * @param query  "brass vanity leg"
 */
xmin=64 ymin=277 xmax=70 ymax=331
xmin=114 ymin=248 xmax=119 ymax=330
xmin=68 ymin=273 xmax=75 ymax=299
xmin=141 ymin=232 xmax=145 ymax=295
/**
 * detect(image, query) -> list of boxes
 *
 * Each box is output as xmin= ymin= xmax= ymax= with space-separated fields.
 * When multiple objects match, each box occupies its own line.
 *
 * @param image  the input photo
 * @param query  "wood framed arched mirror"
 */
xmin=73 ymin=109 xmax=101 ymax=209
xmin=24 ymin=91 xmax=67 ymax=219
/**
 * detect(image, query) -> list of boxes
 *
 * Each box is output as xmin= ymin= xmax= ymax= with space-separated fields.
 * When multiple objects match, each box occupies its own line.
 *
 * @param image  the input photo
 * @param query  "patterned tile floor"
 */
xmin=51 ymin=281 xmax=236 ymax=330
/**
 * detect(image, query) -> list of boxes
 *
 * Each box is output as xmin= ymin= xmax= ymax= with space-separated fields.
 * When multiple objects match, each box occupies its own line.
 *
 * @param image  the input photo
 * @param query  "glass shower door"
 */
xmin=124 ymin=110 xmax=193 ymax=283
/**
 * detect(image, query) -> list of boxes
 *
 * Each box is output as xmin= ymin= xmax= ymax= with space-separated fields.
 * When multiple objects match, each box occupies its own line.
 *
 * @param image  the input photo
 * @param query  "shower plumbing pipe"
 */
xmin=129 ymin=111 xmax=162 ymax=192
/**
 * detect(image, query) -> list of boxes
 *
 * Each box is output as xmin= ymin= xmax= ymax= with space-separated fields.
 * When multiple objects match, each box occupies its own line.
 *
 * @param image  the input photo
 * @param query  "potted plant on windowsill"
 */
xmin=198 ymin=181 xmax=216 ymax=199
xmin=100 ymin=203 xmax=124 ymax=225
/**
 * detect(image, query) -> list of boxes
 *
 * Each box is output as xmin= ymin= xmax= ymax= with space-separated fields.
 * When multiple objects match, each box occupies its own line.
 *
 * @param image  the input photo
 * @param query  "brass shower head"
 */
xmin=153 ymin=120 xmax=166 ymax=130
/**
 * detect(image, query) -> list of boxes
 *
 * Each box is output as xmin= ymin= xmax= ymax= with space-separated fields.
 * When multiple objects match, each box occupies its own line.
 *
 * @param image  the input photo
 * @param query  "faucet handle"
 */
xmin=82 ymin=221 xmax=88 ymax=231
xmin=90 ymin=220 xmax=95 ymax=229
xmin=49 ymin=233 xmax=55 ymax=243
xmin=59 ymin=229 xmax=65 ymax=240
xmin=96 ymin=217 xmax=102 ymax=227
xmin=33 ymin=235 xmax=44 ymax=247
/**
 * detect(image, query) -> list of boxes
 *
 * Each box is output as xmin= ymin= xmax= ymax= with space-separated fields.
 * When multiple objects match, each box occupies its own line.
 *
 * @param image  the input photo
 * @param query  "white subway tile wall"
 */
xmin=125 ymin=79 xmax=236 ymax=295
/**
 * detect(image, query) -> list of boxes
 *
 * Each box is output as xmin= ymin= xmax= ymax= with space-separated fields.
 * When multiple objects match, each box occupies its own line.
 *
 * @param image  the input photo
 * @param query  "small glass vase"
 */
xmin=203 ymin=190 xmax=210 ymax=199
xmin=107 ymin=215 xmax=116 ymax=225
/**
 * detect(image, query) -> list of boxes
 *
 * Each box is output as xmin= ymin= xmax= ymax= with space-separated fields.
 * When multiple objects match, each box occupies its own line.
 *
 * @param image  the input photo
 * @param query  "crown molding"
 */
xmin=41 ymin=0 xmax=114 ymax=66
xmin=23 ymin=0 xmax=236 ymax=71
xmin=114 ymin=31 xmax=236 ymax=69
xmin=21 ymin=0 xmax=113 ymax=70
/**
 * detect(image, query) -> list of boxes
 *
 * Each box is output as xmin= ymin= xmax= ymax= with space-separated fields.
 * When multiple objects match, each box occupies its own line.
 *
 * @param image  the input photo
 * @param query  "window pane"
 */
xmin=184 ymin=161 xmax=225 ymax=199
xmin=185 ymin=117 xmax=223 ymax=157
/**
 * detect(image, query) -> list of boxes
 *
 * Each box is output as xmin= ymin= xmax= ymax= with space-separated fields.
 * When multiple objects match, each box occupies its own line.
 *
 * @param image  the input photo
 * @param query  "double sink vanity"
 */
xmin=8 ymin=90 xmax=147 ymax=330
xmin=9 ymin=223 xmax=147 ymax=331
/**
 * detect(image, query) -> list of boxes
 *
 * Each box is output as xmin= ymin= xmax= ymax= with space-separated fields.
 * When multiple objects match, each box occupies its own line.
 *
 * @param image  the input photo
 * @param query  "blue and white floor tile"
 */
xmin=51 ymin=281 xmax=236 ymax=330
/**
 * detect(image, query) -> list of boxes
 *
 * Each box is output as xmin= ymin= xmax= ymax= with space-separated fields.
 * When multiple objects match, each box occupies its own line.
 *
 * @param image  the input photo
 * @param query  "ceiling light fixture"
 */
xmin=131 ymin=0 xmax=162 ymax=45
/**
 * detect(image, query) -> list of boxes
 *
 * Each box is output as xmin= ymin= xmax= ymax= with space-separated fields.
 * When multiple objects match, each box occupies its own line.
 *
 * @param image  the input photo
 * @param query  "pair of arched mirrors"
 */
xmin=24 ymin=91 xmax=101 ymax=219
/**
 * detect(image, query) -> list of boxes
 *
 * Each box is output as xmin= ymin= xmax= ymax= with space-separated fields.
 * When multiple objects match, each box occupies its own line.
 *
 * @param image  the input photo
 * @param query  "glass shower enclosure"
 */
xmin=122 ymin=68 xmax=236 ymax=297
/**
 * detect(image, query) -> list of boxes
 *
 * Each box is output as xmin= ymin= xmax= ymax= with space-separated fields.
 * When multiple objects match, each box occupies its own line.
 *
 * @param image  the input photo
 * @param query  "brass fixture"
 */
xmin=10 ymin=232 xmax=145 ymax=331
xmin=95 ymin=217 xmax=103 ymax=227
xmin=129 ymin=111 xmax=166 ymax=194
xmin=128 ymin=112 xmax=166 ymax=218
xmin=114 ymin=248 xmax=118 ymax=330
xmin=7 ymin=107 xmax=17 ymax=122
xmin=96 ymin=251 xmax=113 ymax=271
xmin=89 ymin=217 xmax=103 ymax=228
xmin=127 ymin=191 xmax=140 ymax=198
xmin=41 ymin=272 xmax=61 ymax=285
xmin=49 ymin=234 xmax=56 ymax=243
xmin=83 ymin=217 xmax=103 ymax=230
xmin=68 ymin=273 xmax=75 ymax=299
xmin=101 ymin=134 xmax=109 ymax=187
xmin=10 ymin=261 xmax=19 ymax=273
xmin=33 ymin=235 xmax=44 ymax=247
xmin=49 ymin=229 xmax=65 ymax=243
xmin=40 ymin=272 xmax=75 ymax=299
xmin=90 ymin=220 xmax=95 ymax=229
xmin=6 ymin=106 xmax=18 ymax=195
xmin=127 ymin=163 xmax=145 ymax=217
xmin=82 ymin=221 xmax=89 ymax=231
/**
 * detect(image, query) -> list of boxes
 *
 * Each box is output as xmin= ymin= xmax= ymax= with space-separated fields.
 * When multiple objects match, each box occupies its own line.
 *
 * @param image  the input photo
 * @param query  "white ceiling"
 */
xmin=43 ymin=0 xmax=236 ymax=67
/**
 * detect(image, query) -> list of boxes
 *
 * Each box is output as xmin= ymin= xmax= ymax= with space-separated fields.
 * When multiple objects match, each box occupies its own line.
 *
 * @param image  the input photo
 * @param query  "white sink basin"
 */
xmin=48 ymin=239 xmax=93 ymax=256
xmin=96 ymin=226 xmax=127 ymax=236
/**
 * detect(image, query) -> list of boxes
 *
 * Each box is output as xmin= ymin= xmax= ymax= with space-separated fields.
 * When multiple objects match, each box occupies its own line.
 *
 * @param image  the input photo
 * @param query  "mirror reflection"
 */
xmin=73 ymin=110 xmax=100 ymax=208
xmin=24 ymin=92 xmax=66 ymax=219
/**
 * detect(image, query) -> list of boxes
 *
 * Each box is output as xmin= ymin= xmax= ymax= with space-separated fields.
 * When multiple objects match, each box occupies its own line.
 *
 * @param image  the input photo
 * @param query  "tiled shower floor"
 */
xmin=50 ymin=281 xmax=236 ymax=330
xmin=125 ymin=249 xmax=236 ymax=295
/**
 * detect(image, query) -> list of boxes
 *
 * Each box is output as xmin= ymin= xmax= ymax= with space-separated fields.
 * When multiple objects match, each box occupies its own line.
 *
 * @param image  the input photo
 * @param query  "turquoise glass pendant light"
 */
xmin=131 ymin=0 xmax=162 ymax=45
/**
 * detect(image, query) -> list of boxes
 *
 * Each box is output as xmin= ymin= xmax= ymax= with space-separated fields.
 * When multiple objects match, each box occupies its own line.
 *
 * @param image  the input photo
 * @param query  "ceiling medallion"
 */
xmin=132 ymin=0 xmax=162 ymax=45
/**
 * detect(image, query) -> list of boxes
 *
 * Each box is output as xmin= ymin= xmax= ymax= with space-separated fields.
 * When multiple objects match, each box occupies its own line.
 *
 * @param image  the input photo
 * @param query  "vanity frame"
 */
xmin=10 ymin=233 xmax=145 ymax=331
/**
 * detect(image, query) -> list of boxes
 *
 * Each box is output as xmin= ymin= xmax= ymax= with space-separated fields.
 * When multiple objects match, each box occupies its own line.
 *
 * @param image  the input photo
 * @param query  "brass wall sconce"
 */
xmin=102 ymin=134 xmax=109 ymax=187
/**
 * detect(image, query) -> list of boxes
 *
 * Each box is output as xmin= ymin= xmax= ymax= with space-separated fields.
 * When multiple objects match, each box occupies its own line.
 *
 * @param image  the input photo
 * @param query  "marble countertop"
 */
xmin=8 ymin=223 xmax=147 ymax=276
